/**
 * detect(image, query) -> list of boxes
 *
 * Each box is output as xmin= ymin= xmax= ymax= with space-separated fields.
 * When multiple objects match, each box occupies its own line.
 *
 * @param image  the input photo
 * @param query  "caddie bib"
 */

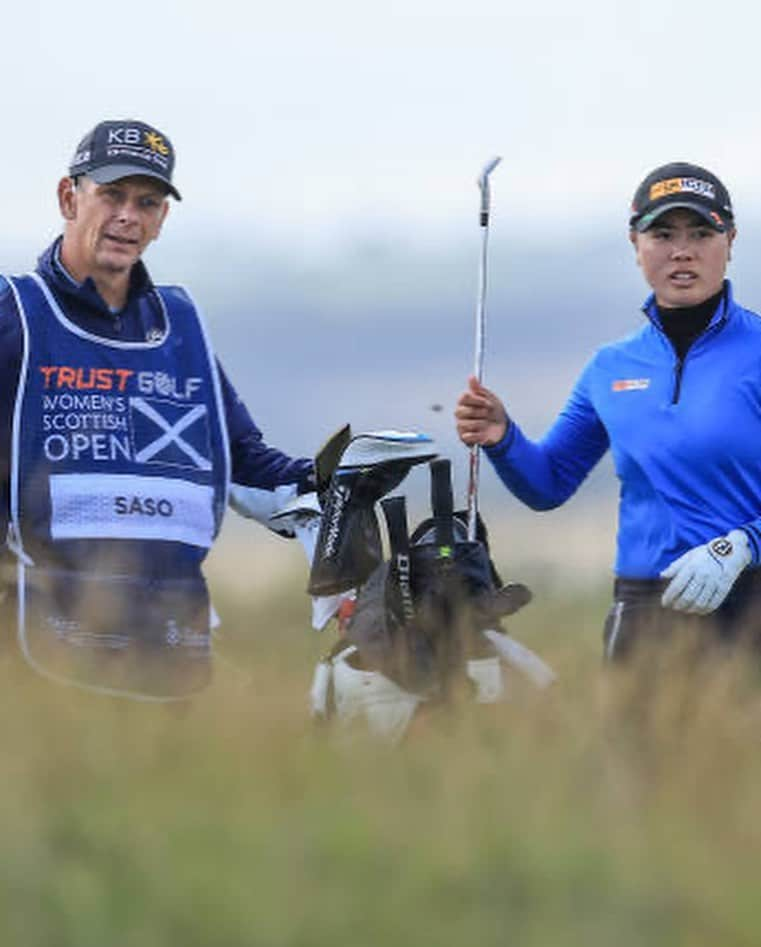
xmin=6 ymin=274 xmax=230 ymax=699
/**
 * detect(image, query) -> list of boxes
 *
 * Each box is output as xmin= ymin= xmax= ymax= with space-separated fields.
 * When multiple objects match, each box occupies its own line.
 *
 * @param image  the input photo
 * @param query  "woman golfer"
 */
xmin=455 ymin=162 xmax=761 ymax=660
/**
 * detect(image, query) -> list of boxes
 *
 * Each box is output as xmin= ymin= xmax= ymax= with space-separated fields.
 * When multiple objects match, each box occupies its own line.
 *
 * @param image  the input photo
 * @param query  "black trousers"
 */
xmin=603 ymin=569 xmax=761 ymax=662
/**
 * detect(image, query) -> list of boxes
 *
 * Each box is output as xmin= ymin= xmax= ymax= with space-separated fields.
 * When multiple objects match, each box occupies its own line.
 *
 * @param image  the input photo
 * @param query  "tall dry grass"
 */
xmin=1 ymin=552 xmax=760 ymax=947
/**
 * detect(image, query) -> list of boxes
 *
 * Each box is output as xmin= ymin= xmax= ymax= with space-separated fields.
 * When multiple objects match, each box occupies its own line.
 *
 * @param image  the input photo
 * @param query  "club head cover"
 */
xmin=338 ymin=431 xmax=437 ymax=470
xmin=314 ymin=423 xmax=352 ymax=497
xmin=308 ymin=435 xmax=437 ymax=597
xmin=307 ymin=467 xmax=384 ymax=595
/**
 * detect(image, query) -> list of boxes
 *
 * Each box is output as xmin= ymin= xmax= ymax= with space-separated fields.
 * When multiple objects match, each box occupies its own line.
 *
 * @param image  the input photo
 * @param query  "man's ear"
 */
xmin=58 ymin=177 xmax=78 ymax=221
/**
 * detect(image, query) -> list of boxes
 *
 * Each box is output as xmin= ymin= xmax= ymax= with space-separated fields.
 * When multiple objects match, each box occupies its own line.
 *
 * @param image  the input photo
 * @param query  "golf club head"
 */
xmin=478 ymin=155 xmax=502 ymax=189
xmin=478 ymin=156 xmax=502 ymax=221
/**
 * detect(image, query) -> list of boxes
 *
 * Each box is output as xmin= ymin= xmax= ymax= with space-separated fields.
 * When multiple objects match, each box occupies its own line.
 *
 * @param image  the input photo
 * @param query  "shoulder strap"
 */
xmin=429 ymin=458 xmax=454 ymax=548
xmin=380 ymin=495 xmax=415 ymax=624
xmin=381 ymin=495 xmax=409 ymax=559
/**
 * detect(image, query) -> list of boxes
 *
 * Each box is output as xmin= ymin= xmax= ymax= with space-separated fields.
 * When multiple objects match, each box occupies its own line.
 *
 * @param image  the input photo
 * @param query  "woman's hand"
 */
xmin=454 ymin=376 xmax=510 ymax=447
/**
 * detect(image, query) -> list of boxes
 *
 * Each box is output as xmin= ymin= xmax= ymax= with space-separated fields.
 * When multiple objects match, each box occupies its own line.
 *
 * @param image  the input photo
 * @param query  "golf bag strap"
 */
xmin=429 ymin=458 xmax=455 ymax=548
xmin=381 ymin=496 xmax=410 ymax=559
xmin=380 ymin=495 xmax=416 ymax=627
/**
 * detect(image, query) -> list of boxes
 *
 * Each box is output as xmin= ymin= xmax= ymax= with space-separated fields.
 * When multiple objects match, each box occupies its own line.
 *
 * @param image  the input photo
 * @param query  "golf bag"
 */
xmin=309 ymin=455 xmax=553 ymax=742
xmin=347 ymin=458 xmax=532 ymax=691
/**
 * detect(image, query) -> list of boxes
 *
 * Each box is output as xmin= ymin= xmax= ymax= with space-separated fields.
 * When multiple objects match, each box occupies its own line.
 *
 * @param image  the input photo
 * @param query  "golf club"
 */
xmin=467 ymin=155 xmax=501 ymax=541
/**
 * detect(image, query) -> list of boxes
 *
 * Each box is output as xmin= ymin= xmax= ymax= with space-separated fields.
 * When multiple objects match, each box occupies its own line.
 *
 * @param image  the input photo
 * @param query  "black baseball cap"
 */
xmin=68 ymin=119 xmax=181 ymax=200
xmin=629 ymin=162 xmax=733 ymax=233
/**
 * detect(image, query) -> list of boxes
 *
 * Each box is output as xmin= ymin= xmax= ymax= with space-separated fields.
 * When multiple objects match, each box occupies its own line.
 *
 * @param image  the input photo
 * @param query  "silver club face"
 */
xmin=478 ymin=156 xmax=502 ymax=190
xmin=477 ymin=156 xmax=502 ymax=218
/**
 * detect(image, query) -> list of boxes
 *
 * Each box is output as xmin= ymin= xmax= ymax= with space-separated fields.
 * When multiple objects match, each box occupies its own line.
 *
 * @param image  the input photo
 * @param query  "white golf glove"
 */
xmin=660 ymin=529 xmax=751 ymax=615
xmin=229 ymin=483 xmax=300 ymax=533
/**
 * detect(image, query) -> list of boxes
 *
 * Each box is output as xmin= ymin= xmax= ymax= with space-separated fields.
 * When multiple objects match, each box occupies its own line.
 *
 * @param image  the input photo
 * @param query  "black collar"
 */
xmin=656 ymin=287 xmax=725 ymax=360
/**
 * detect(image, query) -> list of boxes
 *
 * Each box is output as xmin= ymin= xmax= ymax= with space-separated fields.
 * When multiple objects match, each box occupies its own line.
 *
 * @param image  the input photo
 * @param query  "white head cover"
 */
xmin=338 ymin=431 xmax=437 ymax=469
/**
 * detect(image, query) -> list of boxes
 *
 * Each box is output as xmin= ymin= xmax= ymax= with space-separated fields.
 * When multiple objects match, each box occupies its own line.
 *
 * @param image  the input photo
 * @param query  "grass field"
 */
xmin=2 ymin=537 xmax=761 ymax=947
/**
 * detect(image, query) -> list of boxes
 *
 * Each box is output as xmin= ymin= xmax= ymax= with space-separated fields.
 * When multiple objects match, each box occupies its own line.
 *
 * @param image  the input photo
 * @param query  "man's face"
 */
xmin=630 ymin=208 xmax=734 ymax=308
xmin=58 ymin=175 xmax=169 ymax=278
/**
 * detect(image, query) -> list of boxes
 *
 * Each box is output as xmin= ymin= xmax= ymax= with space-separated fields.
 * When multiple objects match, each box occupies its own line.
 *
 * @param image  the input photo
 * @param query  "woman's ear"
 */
xmin=629 ymin=228 xmax=641 ymax=266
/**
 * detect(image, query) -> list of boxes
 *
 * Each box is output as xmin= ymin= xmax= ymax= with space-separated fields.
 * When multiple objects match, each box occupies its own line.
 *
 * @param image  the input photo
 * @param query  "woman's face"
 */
xmin=630 ymin=208 xmax=735 ymax=308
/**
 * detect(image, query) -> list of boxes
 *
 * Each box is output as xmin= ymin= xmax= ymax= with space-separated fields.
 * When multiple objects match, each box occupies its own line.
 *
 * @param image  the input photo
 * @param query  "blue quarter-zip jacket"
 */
xmin=484 ymin=281 xmax=761 ymax=578
xmin=0 ymin=241 xmax=312 ymax=543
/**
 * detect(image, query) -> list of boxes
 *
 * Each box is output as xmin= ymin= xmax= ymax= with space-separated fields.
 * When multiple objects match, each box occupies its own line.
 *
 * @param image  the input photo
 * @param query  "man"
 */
xmin=0 ymin=119 xmax=313 ymax=699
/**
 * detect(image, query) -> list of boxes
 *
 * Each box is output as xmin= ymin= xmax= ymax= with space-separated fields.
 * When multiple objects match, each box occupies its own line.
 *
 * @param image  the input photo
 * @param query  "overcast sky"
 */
xmin=3 ymin=0 xmax=761 ymax=260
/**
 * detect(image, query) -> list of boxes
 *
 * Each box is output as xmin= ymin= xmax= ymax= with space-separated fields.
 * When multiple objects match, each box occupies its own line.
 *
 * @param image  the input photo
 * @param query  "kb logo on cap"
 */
xmin=107 ymin=126 xmax=171 ymax=157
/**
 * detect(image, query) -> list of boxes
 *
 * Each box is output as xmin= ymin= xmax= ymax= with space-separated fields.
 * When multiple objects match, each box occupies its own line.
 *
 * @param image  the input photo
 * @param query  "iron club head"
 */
xmin=478 ymin=156 xmax=502 ymax=189
xmin=478 ymin=156 xmax=502 ymax=221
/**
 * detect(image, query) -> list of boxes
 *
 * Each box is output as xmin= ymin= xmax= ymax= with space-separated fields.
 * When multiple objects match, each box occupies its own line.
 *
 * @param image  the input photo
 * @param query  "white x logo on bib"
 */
xmin=130 ymin=398 xmax=211 ymax=471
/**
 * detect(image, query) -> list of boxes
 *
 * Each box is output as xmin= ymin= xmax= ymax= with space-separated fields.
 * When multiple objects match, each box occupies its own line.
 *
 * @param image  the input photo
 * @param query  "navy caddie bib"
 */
xmin=6 ymin=274 xmax=230 ymax=699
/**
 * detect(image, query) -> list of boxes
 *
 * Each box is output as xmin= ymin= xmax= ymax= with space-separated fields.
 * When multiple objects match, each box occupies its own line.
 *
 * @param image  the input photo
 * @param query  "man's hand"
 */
xmin=454 ymin=376 xmax=510 ymax=447
xmin=660 ymin=529 xmax=751 ymax=614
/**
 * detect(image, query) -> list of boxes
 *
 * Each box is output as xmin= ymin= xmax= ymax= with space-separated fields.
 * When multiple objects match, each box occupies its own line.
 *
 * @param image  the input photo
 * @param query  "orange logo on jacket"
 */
xmin=40 ymin=366 xmax=134 ymax=392
xmin=612 ymin=378 xmax=651 ymax=392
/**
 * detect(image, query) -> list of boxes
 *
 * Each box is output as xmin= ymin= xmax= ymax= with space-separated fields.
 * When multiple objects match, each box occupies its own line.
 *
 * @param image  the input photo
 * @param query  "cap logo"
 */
xmin=649 ymin=177 xmax=716 ymax=202
xmin=144 ymin=131 xmax=170 ymax=156
xmin=98 ymin=124 xmax=173 ymax=173
xmin=107 ymin=127 xmax=144 ymax=146
xmin=105 ymin=126 xmax=173 ymax=165
xmin=70 ymin=149 xmax=91 ymax=169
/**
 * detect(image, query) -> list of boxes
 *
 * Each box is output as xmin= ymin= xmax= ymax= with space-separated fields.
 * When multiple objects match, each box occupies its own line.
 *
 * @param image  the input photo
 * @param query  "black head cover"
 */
xmin=307 ymin=431 xmax=438 ymax=596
